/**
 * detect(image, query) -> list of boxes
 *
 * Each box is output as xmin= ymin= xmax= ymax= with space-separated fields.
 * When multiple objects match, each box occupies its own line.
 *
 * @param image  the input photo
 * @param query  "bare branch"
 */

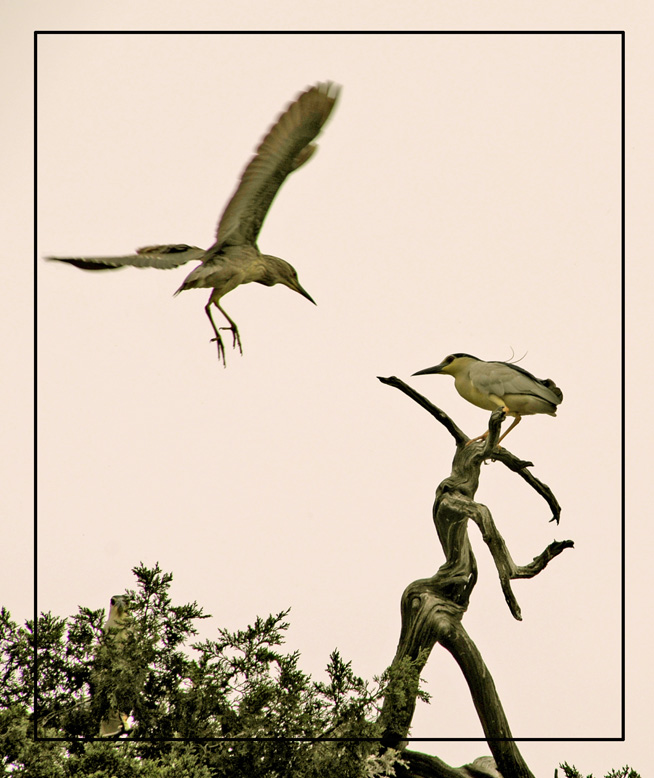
xmin=377 ymin=376 xmax=468 ymax=445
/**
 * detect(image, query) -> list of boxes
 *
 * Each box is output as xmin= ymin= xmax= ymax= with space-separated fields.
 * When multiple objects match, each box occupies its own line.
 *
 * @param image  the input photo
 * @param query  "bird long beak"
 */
xmin=289 ymin=280 xmax=316 ymax=305
xmin=412 ymin=362 xmax=445 ymax=376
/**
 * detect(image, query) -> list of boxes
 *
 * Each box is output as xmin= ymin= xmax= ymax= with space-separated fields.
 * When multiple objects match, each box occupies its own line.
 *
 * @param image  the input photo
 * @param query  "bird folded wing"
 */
xmin=472 ymin=361 xmax=562 ymax=405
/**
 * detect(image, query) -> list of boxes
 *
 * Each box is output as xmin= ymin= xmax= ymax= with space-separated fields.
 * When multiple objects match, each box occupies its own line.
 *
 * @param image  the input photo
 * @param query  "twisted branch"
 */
xmin=376 ymin=377 xmax=574 ymax=778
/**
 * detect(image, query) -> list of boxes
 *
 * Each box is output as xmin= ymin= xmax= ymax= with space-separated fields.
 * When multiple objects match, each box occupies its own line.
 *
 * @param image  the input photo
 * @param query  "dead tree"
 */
xmin=377 ymin=376 xmax=574 ymax=778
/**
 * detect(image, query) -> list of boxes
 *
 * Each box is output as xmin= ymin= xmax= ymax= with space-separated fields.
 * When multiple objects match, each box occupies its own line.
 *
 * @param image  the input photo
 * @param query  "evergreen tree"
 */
xmin=1 ymin=564 xmax=406 ymax=777
xmin=0 ymin=564 xmax=640 ymax=778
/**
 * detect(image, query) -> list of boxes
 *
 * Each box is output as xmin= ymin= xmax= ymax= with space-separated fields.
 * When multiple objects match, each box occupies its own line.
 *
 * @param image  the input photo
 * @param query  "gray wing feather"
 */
xmin=470 ymin=361 xmax=562 ymax=405
xmin=46 ymin=244 xmax=205 ymax=271
xmin=215 ymin=81 xmax=340 ymax=249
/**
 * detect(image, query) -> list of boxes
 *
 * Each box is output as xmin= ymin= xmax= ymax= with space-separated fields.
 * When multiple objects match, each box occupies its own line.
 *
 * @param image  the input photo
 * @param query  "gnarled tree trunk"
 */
xmin=377 ymin=377 xmax=573 ymax=778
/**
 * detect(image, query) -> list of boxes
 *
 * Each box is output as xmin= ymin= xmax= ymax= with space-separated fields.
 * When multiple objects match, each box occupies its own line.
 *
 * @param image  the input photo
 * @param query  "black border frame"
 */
xmin=34 ymin=29 xmax=626 ymax=747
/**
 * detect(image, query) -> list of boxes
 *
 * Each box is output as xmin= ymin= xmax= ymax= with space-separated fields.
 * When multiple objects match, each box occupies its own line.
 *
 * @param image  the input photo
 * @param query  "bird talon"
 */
xmin=219 ymin=326 xmax=243 ymax=354
xmin=210 ymin=335 xmax=227 ymax=366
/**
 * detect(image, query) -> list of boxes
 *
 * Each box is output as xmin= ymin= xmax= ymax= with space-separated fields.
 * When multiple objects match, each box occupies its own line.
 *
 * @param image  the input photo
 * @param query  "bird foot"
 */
xmin=219 ymin=325 xmax=243 ymax=355
xmin=210 ymin=334 xmax=227 ymax=366
xmin=466 ymin=432 xmax=489 ymax=446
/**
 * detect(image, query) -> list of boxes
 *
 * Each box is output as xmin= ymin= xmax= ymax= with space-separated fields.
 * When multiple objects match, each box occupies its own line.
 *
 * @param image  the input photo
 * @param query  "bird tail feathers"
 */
xmin=542 ymin=378 xmax=563 ymax=403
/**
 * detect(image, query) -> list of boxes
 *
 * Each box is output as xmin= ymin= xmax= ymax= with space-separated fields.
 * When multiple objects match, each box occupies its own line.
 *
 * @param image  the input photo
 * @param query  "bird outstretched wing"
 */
xmin=46 ymin=244 xmax=206 ymax=271
xmin=214 ymin=81 xmax=340 ymax=249
xmin=471 ymin=361 xmax=562 ymax=405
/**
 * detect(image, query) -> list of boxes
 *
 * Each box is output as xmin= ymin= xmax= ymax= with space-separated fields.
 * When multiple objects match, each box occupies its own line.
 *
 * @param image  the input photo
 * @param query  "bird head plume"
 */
xmin=504 ymin=347 xmax=528 ymax=365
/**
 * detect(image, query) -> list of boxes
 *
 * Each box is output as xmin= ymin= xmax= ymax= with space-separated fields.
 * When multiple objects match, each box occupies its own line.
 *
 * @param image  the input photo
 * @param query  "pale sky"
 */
xmin=3 ymin=2 xmax=652 ymax=775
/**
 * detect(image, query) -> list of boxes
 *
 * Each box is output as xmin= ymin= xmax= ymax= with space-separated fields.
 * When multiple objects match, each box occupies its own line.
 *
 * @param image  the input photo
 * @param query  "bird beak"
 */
xmin=412 ymin=362 xmax=445 ymax=376
xmin=289 ymin=279 xmax=316 ymax=305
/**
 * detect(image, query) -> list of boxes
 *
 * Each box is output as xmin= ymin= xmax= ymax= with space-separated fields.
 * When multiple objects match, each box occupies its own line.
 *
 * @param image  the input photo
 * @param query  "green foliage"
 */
xmin=1 ymin=565 xmax=638 ymax=777
xmin=0 ymin=564 xmax=409 ymax=777
xmin=558 ymin=763 xmax=641 ymax=778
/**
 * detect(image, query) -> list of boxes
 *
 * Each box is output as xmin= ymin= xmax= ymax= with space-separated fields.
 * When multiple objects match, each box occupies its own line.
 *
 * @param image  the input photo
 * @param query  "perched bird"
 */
xmin=46 ymin=81 xmax=341 ymax=364
xmin=97 ymin=595 xmax=131 ymax=737
xmin=103 ymin=594 xmax=130 ymax=633
xmin=412 ymin=353 xmax=563 ymax=444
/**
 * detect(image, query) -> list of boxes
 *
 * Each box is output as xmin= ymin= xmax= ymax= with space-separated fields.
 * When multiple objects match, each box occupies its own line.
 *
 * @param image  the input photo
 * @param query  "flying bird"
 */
xmin=47 ymin=81 xmax=341 ymax=364
xmin=412 ymin=353 xmax=563 ymax=444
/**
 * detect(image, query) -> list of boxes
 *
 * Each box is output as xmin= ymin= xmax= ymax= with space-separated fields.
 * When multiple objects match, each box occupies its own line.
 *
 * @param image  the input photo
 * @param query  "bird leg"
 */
xmin=497 ymin=414 xmax=521 ymax=444
xmin=205 ymin=300 xmax=227 ymax=366
xmin=467 ymin=407 xmax=517 ymax=446
xmin=216 ymin=301 xmax=243 ymax=355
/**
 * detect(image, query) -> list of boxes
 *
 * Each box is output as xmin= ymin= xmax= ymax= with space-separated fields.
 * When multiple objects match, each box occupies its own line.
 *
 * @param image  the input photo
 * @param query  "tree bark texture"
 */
xmin=377 ymin=377 xmax=574 ymax=778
